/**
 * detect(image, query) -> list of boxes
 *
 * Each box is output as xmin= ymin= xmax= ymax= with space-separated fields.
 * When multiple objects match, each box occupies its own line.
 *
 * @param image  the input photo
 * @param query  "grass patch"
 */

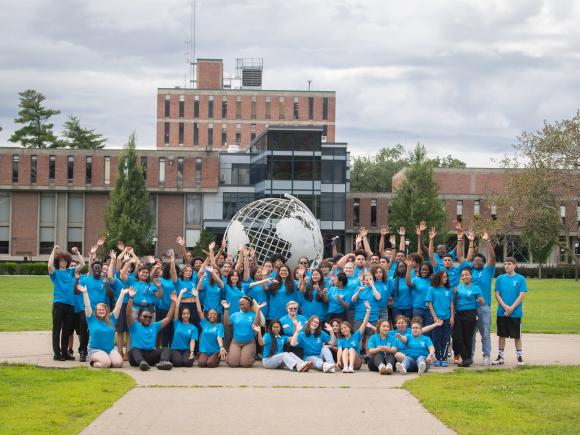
xmin=0 ymin=276 xmax=578 ymax=333
xmin=405 ymin=365 xmax=580 ymax=434
xmin=0 ymin=364 xmax=134 ymax=434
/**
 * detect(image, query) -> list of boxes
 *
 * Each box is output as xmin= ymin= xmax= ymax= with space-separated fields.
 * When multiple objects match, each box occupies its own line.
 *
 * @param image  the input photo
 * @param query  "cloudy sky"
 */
xmin=1 ymin=0 xmax=579 ymax=166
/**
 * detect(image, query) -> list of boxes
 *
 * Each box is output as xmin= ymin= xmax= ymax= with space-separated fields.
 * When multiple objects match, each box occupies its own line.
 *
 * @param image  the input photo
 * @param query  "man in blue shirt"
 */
xmin=493 ymin=257 xmax=528 ymax=366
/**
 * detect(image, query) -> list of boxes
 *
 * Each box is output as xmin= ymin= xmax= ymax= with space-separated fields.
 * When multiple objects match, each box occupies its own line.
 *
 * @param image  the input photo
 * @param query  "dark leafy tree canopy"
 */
xmin=9 ymin=89 xmax=61 ymax=148
xmin=192 ymin=229 xmax=216 ymax=258
xmin=61 ymin=115 xmax=107 ymax=149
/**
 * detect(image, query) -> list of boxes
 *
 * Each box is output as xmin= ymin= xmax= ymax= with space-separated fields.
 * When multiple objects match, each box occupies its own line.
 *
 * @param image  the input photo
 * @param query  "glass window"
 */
xmin=231 ymin=163 xmax=250 ymax=184
xmin=185 ymin=194 xmax=202 ymax=225
xmin=457 ymin=200 xmax=463 ymax=216
xmin=104 ymin=156 xmax=111 ymax=185
xmin=39 ymin=193 xmax=56 ymax=254
xmin=279 ymin=96 xmax=284 ymax=120
xmin=208 ymin=96 xmax=214 ymax=118
xmin=265 ymin=96 xmax=271 ymax=120
xmin=164 ymin=95 xmax=170 ymax=117
xmin=208 ymin=123 xmax=214 ymax=148
xmin=67 ymin=156 xmax=74 ymax=182
xmin=322 ymin=160 xmax=346 ymax=184
xmin=30 ymin=155 xmax=37 ymax=184
xmin=0 ymin=193 xmax=10 ymax=254
xmin=193 ymin=122 xmax=199 ymax=146
xmin=68 ymin=195 xmax=83 ymax=224
xmin=293 ymin=97 xmax=299 ymax=120
xmin=194 ymin=96 xmax=200 ymax=117
xmin=250 ymin=124 xmax=256 ymax=141
xmin=235 ymin=124 xmax=241 ymax=144
xmin=222 ymin=96 xmax=227 ymax=118
xmin=177 ymin=157 xmax=184 ymax=184
xmin=49 ymin=155 xmax=56 ymax=181
xmin=474 ymin=200 xmax=480 ymax=216
xmin=12 ymin=155 xmax=18 ymax=183
xmin=195 ymin=158 xmax=202 ymax=186
xmin=293 ymin=157 xmax=314 ymax=180
xmin=185 ymin=229 xmax=200 ymax=249
xmin=179 ymin=95 xmax=184 ymax=118
xmin=371 ymin=199 xmax=377 ymax=227
xmin=67 ymin=194 xmax=83 ymax=253
xmin=271 ymin=158 xmax=292 ymax=180
xmin=141 ymin=156 xmax=148 ymax=180
xmin=85 ymin=156 xmax=92 ymax=184
xmin=560 ymin=205 xmax=566 ymax=219
xmin=296 ymin=195 xmax=319 ymax=218
xmin=308 ymin=97 xmax=314 ymax=120
xmin=67 ymin=227 xmax=83 ymax=253
xmin=223 ymin=193 xmax=255 ymax=220
xmin=159 ymin=157 xmax=165 ymax=184
xmin=164 ymin=122 xmax=170 ymax=145
xmin=322 ymin=97 xmax=328 ymax=120
xmin=251 ymin=96 xmax=256 ymax=120
xmin=178 ymin=122 xmax=184 ymax=145
xmin=236 ymin=96 xmax=241 ymax=119
xmin=320 ymin=193 xmax=345 ymax=221
xmin=353 ymin=198 xmax=360 ymax=226
xmin=222 ymin=124 xmax=227 ymax=146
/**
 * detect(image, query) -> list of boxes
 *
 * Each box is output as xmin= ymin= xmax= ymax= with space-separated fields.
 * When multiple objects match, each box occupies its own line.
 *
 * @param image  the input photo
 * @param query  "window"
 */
xmin=321 ymin=160 xmax=346 ymax=184
xmin=279 ymin=97 xmax=285 ymax=120
xmin=164 ymin=122 xmax=170 ymax=145
xmin=560 ymin=205 xmax=566 ymax=223
xmin=491 ymin=203 xmax=497 ymax=220
xmin=353 ymin=198 xmax=360 ymax=226
xmin=12 ymin=155 xmax=18 ymax=183
xmin=293 ymin=156 xmax=316 ymax=180
xmin=456 ymin=200 xmax=463 ymax=221
xmin=49 ymin=155 xmax=56 ymax=181
xmin=39 ymin=193 xmax=56 ymax=254
xmin=265 ymin=96 xmax=271 ymax=120
xmin=194 ymin=96 xmax=199 ymax=118
xmin=222 ymin=96 xmax=228 ymax=118
xmin=193 ymin=122 xmax=199 ymax=146
xmin=159 ymin=158 xmax=165 ymax=184
xmin=236 ymin=96 xmax=241 ymax=119
xmin=271 ymin=158 xmax=292 ymax=179
xmin=30 ymin=155 xmax=37 ymax=183
xmin=85 ymin=156 xmax=92 ymax=184
xmin=208 ymin=96 xmax=214 ymax=118
xmin=104 ymin=156 xmax=111 ymax=185
xmin=296 ymin=195 xmax=319 ymax=218
xmin=251 ymin=96 xmax=256 ymax=120
xmin=223 ymin=193 xmax=254 ymax=220
xmin=179 ymin=95 xmax=184 ymax=118
xmin=141 ymin=156 xmax=148 ymax=180
xmin=322 ymin=97 xmax=328 ymax=120
xmin=221 ymin=124 xmax=227 ymax=146
xmin=178 ymin=122 xmax=184 ymax=145
xmin=250 ymin=124 xmax=256 ymax=141
xmin=0 ymin=192 xmax=10 ymax=254
xmin=371 ymin=199 xmax=377 ymax=227
xmin=235 ymin=124 xmax=241 ymax=144
xmin=231 ymin=163 xmax=250 ymax=184
xmin=308 ymin=97 xmax=314 ymax=120
xmin=67 ymin=194 xmax=83 ymax=253
xmin=474 ymin=200 xmax=480 ymax=216
xmin=164 ymin=95 xmax=170 ymax=117
xmin=320 ymin=193 xmax=345 ymax=221
xmin=185 ymin=194 xmax=202 ymax=225
xmin=195 ymin=158 xmax=202 ymax=186
xmin=577 ymin=203 xmax=580 ymax=223
xmin=185 ymin=229 xmax=200 ymax=250
xmin=177 ymin=157 xmax=184 ymax=185
xmin=322 ymin=124 xmax=328 ymax=139
xmin=67 ymin=156 xmax=74 ymax=182
xmin=293 ymin=97 xmax=299 ymax=120
xmin=207 ymin=123 xmax=214 ymax=148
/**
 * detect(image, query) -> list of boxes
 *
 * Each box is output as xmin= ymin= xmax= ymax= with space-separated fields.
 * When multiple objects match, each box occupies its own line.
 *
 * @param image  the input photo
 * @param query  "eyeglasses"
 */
xmin=288 ymin=307 xmax=298 ymax=310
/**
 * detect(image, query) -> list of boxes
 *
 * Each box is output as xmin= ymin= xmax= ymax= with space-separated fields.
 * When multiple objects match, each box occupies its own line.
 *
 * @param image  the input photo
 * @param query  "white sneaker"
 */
xmin=482 ymin=357 xmax=490 ymax=366
xmin=378 ymin=363 xmax=388 ymax=375
xmin=297 ymin=361 xmax=311 ymax=372
xmin=322 ymin=362 xmax=332 ymax=373
xmin=385 ymin=363 xmax=393 ymax=374
xmin=418 ymin=361 xmax=427 ymax=375
xmin=348 ymin=365 xmax=355 ymax=373
xmin=342 ymin=365 xmax=349 ymax=373
xmin=329 ymin=365 xmax=336 ymax=373
xmin=396 ymin=362 xmax=407 ymax=375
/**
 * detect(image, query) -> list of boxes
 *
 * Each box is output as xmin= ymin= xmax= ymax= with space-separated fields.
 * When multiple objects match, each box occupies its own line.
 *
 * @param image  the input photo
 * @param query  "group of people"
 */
xmin=49 ymin=222 xmax=528 ymax=375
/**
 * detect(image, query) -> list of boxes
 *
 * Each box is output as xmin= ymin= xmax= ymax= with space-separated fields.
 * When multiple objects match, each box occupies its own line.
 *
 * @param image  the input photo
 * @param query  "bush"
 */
xmin=0 ymin=262 xmax=19 ymax=275
xmin=17 ymin=263 xmax=49 ymax=275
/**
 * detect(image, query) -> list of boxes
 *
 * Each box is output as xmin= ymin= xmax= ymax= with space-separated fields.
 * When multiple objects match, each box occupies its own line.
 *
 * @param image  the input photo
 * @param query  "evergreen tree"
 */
xmin=192 ymin=229 xmax=216 ymax=258
xmin=9 ymin=89 xmax=61 ymax=148
xmin=62 ymin=115 xmax=107 ymax=149
xmin=104 ymin=133 xmax=153 ymax=255
xmin=389 ymin=143 xmax=449 ymax=249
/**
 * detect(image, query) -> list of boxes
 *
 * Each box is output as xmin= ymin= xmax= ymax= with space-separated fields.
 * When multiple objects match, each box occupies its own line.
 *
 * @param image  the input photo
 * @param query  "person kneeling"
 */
xmin=224 ymin=296 xmax=264 ymax=368
xmin=395 ymin=317 xmax=437 ymax=375
xmin=127 ymin=287 xmax=175 ymax=371
xmin=258 ymin=320 xmax=312 ymax=372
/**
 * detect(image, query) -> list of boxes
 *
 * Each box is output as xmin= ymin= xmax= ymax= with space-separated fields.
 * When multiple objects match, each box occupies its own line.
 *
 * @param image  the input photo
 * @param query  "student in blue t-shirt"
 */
xmin=257 ymin=320 xmax=312 ymax=372
xmin=196 ymin=266 xmax=225 ymax=317
xmin=299 ymin=269 xmax=329 ymax=321
xmin=426 ymin=270 xmax=454 ymax=367
xmin=279 ymin=300 xmax=308 ymax=338
xmin=169 ymin=288 xmax=199 ymax=367
xmin=493 ymin=257 xmax=528 ymax=366
xmin=126 ymin=287 xmax=175 ymax=371
xmin=452 ymin=268 xmax=484 ymax=367
xmin=406 ymin=260 xmax=434 ymax=333
xmin=395 ymin=317 xmax=436 ymax=375
xmin=370 ymin=265 xmax=389 ymax=321
xmin=48 ymin=245 xmax=85 ymax=361
xmin=193 ymin=288 xmax=226 ymax=368
xmin=77 ymin=282 xmax=128 ymax=368
xmin=326 ymin=272 xmax=352 ymax=321
xmin=291 ymin=315 xmax=337 ymax=373
xmin=367 ymin=319 xmax=403 ymax=375
xmin=266 ymin=265 xmax=302 ymax=321
xmin=429 ymin=226 xmax=469 ymax=289
xmin=337 ymin=301 xmax=371 ymax=373
xmin=388 ymin=262 xmax=413 ymax=320
xmin=223 ymin=296 xmax=264 ymax=368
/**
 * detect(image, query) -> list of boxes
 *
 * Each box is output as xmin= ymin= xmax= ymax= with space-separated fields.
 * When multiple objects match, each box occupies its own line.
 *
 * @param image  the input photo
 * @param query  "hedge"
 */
xmin=0 ymin=262 xmax=51 ymax=275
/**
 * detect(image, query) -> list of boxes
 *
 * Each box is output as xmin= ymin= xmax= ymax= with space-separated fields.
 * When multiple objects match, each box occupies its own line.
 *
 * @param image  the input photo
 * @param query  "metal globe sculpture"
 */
xmin=224 ymin=194 xmax=324 ymax=270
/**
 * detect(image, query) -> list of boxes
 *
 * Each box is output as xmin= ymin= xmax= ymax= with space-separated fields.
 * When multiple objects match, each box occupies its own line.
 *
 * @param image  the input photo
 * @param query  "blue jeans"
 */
xmin=472 ymin=304 xmax=491 ymax=358
xmin=431 ymin=319 xmax=451 ymax=361
xmin=305 ymin=346 xmax=335 ymax=371
xmin=413 ymin=308 xmax=433 ymax=335
xmin=402 ymin=355 xmax=430 ymax=373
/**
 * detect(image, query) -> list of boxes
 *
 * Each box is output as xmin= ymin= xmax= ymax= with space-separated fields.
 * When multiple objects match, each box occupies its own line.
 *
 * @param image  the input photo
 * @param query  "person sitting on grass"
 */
xmin=367 ymin=319 xmax=403 ymax=375
xmin=193 ymin=288 xmax=226 ymax=368
xmin=395 ymin=317 xmax=436 ymax=375
xmin=256 ymin=319 xmax=313 ymax=372
xmin=126 ymin=288 xmax=175 ymax=371
xmin=77 ymin=283 xmax=129 ymax=368
xmin=337 ymin=301 xmax=371 ymax=373
xmin=169 ymin=288 xmax=198 ymax=368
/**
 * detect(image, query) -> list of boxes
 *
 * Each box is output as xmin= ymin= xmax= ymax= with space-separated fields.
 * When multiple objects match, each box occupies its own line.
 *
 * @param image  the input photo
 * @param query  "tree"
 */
xmin=350 ymin=145 xmax=408 ymax=192
xmin=389 ymin=143 xmax=449 ymax=248
xmin=9 ymin=89 xmax=61 ymax=148
xmin=192 ymin=228 xmax=216 ymax=258
xmin=104 ymin=133 xmax=153 ymax=255
xmin=430 ymin=154 xmax=466 ymax=168
xmin=61 ymin=115 xmax=107 ymax=149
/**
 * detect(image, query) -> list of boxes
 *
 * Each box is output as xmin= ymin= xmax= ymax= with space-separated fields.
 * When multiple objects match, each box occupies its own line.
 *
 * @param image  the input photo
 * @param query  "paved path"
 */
xmin=2 ymin=332 xmax=579 ymax=434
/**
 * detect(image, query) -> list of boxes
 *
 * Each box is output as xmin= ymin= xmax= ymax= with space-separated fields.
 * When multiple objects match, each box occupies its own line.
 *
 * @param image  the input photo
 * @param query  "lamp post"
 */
xmin=405 ymin=239 xmax=410 ymax=256
xmin=152 ymin=236 xmax=158 ymax=258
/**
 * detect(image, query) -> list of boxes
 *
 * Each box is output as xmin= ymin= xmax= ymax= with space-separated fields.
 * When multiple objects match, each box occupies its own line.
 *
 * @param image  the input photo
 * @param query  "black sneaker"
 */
xmin=63 ymin=354 xmax=75 ymax=361
xmin=139 ymin=361 xmax=151 ymax=371
xmin=79 ymin=352 xmax=87 ymax=363
xmin=157 ymin=361 xmax=173 ymax=370
xmin=53 ymin=354 xmax=66 ymax=361
xmin=255 ymin=353 xmax=263 ymax=361
xmin=492 ymin=355 xmax=504 ymax=365
xmin=67 ymin=349 xmax=74 ymax=357
xmin=517 ymin=356 xmax=524 ymax=366
xmin=459 ymin=358 xmax=473 ymax=367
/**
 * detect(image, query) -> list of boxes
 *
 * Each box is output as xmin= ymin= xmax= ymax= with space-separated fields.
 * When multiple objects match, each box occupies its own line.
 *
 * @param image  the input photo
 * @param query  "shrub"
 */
xmin=0 ymin=262 xmax=19 ymax=275
xmin=18 ymin=263 xmax=49 ymax=275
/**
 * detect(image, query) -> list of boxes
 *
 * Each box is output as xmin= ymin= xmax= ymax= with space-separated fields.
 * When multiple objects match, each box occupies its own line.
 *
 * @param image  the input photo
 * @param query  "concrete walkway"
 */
xmin=2 ymin=332 xmax=580 ymax=434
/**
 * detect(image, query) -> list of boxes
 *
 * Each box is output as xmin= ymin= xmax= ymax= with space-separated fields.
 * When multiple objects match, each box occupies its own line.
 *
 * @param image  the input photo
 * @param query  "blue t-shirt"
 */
xmin=495 ymin=273 xmax=528 ymax=318
xmin=345 ymin=276 xmax=362 ymax=302
xmin=246 ymin=280 xmax=269 ymax=319
xmin=128 ymin=276 xmax=159 ymax=307
xmin=87 ymin=312 xmax=116 ymax=353
xmin=327 ymin=286 xmax=351 ymax=314
xmin=176 ymin=278 xmax=197 ymax=300
xmin=111 ymin=277 xmax=129 ymax=304
xmin=50 ymin=268 xmax=76 ymax=306
xmin=374 ymin=280 xmax=389 ymax=313
xmin=301 ymin=289 xmax=329 ymax=321
xmin=388 ymin=277 xmax=413 ymax=310
xmin=200 ymin=279 xmax=223 ymax=314
xmin=230 ymin=311 xmax=256 ymax=343
xmin=411 ymin=277 xmax=431 ymax=309
xmin=280 ymin=314 xmax=308 ymax=336
xmin=262 ymin=334 xmax=287 ymax=358
xmin=388 ymin=330 xmax=406 ymax=351
xmin=199 ymin=319 xmax=224 ymax=354
xmin=73 ymin=291 xmax=85 ymax=313
xmin=129 ymin=320 xmax=162 ymax=350
xmin=353 ymin=287 xmax=380 ymax=321
xmin=79 ymin=275 xmax=108 ymax=308
xmin=404 ymin=334 xmax=433 ymax=359
xmin=435 ymin=259 xmax=470 ymax=288
xmin=267 ymin=283 xmax=301 ymax=320
xmin=224 ymin=283 xmax=246 ymax=315
xmin=158 ymin=277 xmax=176 ymax=310
xmin=367 ymin=333 xmax=399 ymax=351
xmin=337 ymin=330 xmax=362 ymax=354
xmin=425 ymin=287 xmax=453 ymax=320
xmin=469 ymin=264 xmax=495 ymax=306
xmin=455 ymin=283 xmax=483 ymax=312
xmin=171 ymin=320 xmax=198 ymax=350
xmin=297 ymin=330 xmax=331 ymax=359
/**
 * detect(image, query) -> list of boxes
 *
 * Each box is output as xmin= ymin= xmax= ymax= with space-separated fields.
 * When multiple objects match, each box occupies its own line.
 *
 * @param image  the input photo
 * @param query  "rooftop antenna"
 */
xmin=185 ymin=0 xmax=197 ymax=88
xmin=308 ymin=80 xmax=312 ymax=91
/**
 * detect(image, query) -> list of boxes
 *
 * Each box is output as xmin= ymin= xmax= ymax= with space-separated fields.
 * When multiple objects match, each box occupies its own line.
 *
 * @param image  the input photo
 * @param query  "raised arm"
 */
xmin=336 ymin=253 xmax=355 ymax=270
xmin=358 ymin=301 xmax=371 ymax=334
xmin=481 ymin=231 xmax=496 ymax=267
xmin=170 ymin=254 xmax=177 ymax=283
xmin=107 ymin=250 xmax=116 ymax=285
xmin=242 ymin=246 xmax=251 ymax=282
xmin=466 ymin=230 xmax=475 ymax=262
xmin=428 ymin=227 xmax=438 ymax=265
xmin=221 ymin=300 xmax=231 ymax=326
xmin=417 ymin=221 xmax=426 ymax=256
xmin=112 ymin=287 xmax=129 ymax=319
xmin=126 ymin=287 xmax=136 ymax=327
xmin=48 ymin=245 xmax=58 ymax=274
xmin=253 ymin=323 xmax=264 ymax=346
xmin=78 ymin=285 xmax=92 ymax=318
xmin=398 ymin=227 xmax=406 ymax=252
xmin=175 ymin=288 xmax=186 ymax=320
xmin=176 ymin=236 xmax=190 ymax=262
xmin=71 ymin=246 xmax=85 ymax=274
xmin=378 ymin=225 xmax=387 ymax=257
xmin=160 ymin=292 xmax=177 ymax=329
xmin=324 ymin=322 xmax=336 ymax=346
xmin=209 ymin=267 xmax=224 ymax=288
xmin=360 ymin=227 xmax=373 ymax=258
xmin=456 ymin=225 xmax=465 ymax=263
xmin=192 ymin=287 xmax=205 ymax=321
xmin=405 ymin=257 xmax=414 ymax=287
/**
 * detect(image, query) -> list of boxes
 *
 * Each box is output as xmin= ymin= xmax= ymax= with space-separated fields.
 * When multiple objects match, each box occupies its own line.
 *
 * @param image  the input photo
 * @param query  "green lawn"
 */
xmin=405 ymin=366 xmax=580 ymax=434
xmin=0 ymin=364 xmax=134 ymax=434
xmin=0 ymin=276 xmax=578 ymax=333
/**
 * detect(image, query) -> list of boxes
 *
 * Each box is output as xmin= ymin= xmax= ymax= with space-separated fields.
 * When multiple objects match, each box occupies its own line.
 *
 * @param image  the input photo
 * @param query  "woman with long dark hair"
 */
xmin=169 ymin=288 xmax=198 ymax=367
xmin=406 ymin=259 xmax=434 ymax=334
xmin=193 ymin=288 xmax=226 ymax=368
xmin=426 ymin=270 xmax=454 ymax=367
xmin=300 ymin=268 xmax=329 ymax=321
xmin=291 ymin=315 xmax=336 ymax=373
xmin=257 ymin=320 xmax=312 ymax=372
xmin=267 ymin=265 xmax=301 ymax=321
xmin=388 ymin=261 xmax=413 ymax=321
